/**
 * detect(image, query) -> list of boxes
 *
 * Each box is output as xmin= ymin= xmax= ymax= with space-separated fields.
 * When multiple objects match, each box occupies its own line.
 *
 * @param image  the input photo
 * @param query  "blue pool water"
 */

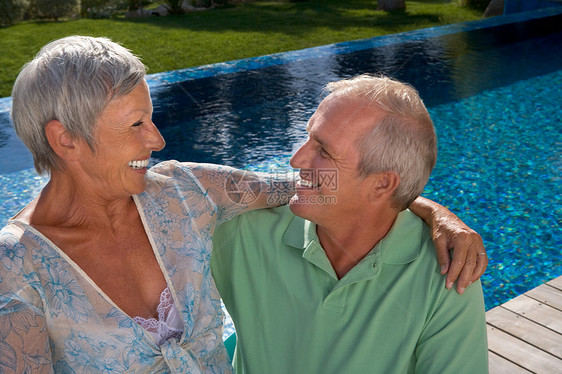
xmin=0 ymin=7 xmax=561 ymax=311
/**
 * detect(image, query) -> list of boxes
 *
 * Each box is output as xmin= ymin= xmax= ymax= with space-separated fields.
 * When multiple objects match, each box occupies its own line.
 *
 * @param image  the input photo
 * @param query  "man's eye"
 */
xmin=132 ymin=121 xmax=143 ymax=127
xmin=320 ymin=148 xmax=330 ymax=158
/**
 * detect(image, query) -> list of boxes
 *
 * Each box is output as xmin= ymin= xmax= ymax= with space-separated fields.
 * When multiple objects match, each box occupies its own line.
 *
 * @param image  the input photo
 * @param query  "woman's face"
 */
xmin=76 ymin=80 xmax=165 ymax=200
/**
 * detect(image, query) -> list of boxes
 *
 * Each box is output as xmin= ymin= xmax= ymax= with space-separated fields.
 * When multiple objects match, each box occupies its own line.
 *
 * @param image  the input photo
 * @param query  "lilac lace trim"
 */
xmin=133 ymin=287 xmax=184 ymax=346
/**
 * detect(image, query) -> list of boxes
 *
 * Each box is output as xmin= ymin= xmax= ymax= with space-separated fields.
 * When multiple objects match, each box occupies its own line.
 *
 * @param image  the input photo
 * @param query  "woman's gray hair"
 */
xmin=11 ymin=35 xmax=146 ymax=175
xmin=326 ymin=74 xmax=437 ymax=211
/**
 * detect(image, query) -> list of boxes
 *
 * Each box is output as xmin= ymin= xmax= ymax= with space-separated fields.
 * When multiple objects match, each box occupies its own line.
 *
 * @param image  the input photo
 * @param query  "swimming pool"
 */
xmin=0 ymin=7 xmax=561 ymax=312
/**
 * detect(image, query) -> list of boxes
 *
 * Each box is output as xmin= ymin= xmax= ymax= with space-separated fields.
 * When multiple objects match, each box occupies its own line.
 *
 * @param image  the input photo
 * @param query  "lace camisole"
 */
xmin=133 ymin=287 xmax=184 ymax=346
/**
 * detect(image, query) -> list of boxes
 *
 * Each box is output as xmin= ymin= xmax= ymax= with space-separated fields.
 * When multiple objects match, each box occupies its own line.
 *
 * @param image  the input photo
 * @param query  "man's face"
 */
xmin=289 ymin=93 xmax=383 ymax=226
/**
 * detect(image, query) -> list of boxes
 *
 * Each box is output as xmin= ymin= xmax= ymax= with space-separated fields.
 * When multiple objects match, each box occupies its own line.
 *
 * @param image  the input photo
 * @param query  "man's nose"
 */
xmin=290 ymin=139 xmax=312 ymax=169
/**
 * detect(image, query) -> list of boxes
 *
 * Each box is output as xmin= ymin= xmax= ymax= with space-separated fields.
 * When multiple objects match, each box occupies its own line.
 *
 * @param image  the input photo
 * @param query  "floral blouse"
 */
xmin=0 ymin=161 xmax=293 ymax=373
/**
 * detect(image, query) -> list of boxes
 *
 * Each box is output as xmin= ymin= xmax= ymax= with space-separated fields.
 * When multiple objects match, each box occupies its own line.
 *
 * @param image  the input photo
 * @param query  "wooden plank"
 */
xmin=486 ymin=306 xmax=562 ymax=358
xmin=547 ymin=276 xmax=562 ymax=291
xmin=487 ymin=325 xmax=562 ymax=373
xmin=488 ymin=351 xmax=532 ymax=374
xmin=526 ymin=284 xmax=562 ymax=311
xmin=502 ymin=294 xmax=562 ymax=334
xmin=485 ymin=277 xmax=562 ymax=373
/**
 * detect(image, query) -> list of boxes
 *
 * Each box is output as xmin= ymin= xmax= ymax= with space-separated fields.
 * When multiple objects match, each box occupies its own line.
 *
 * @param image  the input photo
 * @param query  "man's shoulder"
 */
xmin=393 ymin=209 xmax=433 ymax=245
xmin=379 ymin=209 xmax=436 ymax=271
xmin=211 ymin=206 xmax=300 ymax=278
xmin=242 ymin=205 xmax=294 ymax=220
xmin=216 ymin=205 xmax=296 ymax=234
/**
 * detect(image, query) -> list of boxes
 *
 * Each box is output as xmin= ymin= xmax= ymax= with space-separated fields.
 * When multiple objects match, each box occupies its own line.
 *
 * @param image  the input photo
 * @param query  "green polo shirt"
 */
xmin=211 ymin=206 xmax=488 ymax=374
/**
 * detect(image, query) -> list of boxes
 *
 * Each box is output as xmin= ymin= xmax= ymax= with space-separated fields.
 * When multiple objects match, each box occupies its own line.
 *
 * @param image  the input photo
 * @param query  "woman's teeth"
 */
xmin=128 ymin=159 xmax=149 ymax=169
xmin=299 ymin=179 xmax=317 ymax=188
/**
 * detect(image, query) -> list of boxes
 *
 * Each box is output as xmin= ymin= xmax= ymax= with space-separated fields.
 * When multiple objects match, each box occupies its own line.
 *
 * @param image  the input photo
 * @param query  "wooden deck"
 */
xmin=487 ymin=275 xmax=562 ymax=373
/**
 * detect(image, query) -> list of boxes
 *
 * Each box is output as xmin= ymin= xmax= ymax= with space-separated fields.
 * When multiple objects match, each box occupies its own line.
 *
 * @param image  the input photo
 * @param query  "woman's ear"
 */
xmin=44 ymin=120 xmax=77 ymax=159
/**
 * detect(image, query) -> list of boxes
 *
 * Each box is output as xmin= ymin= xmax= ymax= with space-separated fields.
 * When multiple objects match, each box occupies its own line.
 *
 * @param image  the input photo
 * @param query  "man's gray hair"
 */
xmin=11 ymin=35 xmax=146 ymax=175
xmin=326 ymin=74 xmax=437 ymax=210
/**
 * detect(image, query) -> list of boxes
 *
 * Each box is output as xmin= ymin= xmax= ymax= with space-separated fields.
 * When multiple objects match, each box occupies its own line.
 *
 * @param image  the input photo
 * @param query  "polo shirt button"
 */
xmin=372 ymin=262 xmax=376 ymax=268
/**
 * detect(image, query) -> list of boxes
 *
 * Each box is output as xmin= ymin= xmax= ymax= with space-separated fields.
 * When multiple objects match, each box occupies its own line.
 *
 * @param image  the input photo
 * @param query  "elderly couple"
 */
xmin=0 ymin=36 xmax=487 ymax=373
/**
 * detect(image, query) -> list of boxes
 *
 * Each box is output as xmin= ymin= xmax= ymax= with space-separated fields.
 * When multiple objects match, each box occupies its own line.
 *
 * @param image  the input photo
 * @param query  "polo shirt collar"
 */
xmin=283 ymin=214 xmax=313 ymax=249
xmin=283 ymin=210 xmax=422 ymax=266
xmin=376 ymin=210 xmax=423 ymax=265
xmin=283 ymin=216 xmax=337 ymax=278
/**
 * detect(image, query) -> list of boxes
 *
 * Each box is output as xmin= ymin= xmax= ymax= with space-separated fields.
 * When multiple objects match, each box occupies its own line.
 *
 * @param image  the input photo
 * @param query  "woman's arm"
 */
xmin=410 ymin=196 xmax=487 ymax=294
xmin=187 ymin=163 xmax=296 ymax=223
xmin=190 ymin=163 xmax=487 ymax=293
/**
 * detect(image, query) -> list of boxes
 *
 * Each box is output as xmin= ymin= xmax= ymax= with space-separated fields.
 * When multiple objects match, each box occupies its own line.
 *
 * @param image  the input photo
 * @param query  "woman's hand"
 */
xmin=410 ymin=196 xmax=487 ymax=294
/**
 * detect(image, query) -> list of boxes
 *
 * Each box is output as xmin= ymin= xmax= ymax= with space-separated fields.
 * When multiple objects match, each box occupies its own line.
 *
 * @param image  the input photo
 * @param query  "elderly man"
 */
xmin=211 ymin=75 xmax=488 ymax=373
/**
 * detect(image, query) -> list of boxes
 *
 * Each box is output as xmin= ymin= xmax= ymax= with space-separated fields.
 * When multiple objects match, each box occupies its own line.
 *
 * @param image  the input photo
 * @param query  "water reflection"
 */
xmin=151 ymin=65 xmax=321 ymax=167
xmin=148 ymin=15 xmax=562 ymax=170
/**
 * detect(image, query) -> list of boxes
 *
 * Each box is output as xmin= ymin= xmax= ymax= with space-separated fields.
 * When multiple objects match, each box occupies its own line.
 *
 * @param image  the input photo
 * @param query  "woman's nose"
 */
xmin=144 ymin=121 xmax=166 ymax=152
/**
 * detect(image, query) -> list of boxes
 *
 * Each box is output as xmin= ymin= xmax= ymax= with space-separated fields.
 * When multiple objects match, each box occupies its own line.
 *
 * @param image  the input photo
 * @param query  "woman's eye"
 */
xmin=320 ymin=148 xmax=330 ymax=158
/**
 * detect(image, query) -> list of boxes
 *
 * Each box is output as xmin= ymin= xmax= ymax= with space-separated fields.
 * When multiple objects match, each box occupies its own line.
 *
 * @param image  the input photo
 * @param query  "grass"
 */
xmin=0 ymin=0 xmax=482 ymax=98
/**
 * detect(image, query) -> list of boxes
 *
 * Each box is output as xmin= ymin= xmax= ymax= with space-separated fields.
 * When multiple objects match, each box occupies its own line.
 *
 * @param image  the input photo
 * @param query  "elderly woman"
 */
xmin=0 ymin=36 xmax=486 ymax=373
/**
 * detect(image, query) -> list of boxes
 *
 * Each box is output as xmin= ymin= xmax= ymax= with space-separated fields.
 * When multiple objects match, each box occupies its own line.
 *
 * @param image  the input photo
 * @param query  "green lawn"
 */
xmin=0 ymin=0 xmax=482 ymax=98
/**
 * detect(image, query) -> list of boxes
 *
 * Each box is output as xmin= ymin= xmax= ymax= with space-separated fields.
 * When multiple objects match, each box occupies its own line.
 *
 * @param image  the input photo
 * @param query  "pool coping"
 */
xmin=1 ymin=5 xmax=561 ymax=114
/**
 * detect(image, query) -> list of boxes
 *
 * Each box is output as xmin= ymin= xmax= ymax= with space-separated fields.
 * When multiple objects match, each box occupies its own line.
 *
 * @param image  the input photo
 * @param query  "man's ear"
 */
xmin=44 ymin=120 xmax=78 ymax=160
xmin=370 ymin=172 xmax=400 ymax=200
